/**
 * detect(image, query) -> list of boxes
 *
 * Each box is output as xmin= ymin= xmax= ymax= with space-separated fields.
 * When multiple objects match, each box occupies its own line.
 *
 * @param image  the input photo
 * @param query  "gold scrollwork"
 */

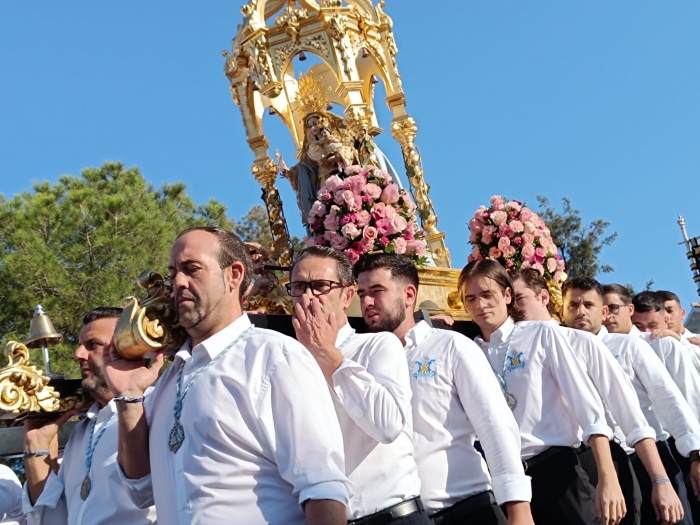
xmin=252 ymin=159 xmax=294 ymax=266
xmin=0 ymin=342 xmax=60 ymax=416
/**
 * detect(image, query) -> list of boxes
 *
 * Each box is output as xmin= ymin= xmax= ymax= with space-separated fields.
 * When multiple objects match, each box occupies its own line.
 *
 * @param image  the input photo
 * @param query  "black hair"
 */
xmin=291 ymin=246 xmax=354 ymax=286
xmin=82 ymin=306 xmax=123 ymax=325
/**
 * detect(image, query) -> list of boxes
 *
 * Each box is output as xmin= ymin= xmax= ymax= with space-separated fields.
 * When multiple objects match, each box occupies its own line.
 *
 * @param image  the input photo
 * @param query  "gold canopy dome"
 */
xmin=224 ymin=0 xmax=451 ymax=268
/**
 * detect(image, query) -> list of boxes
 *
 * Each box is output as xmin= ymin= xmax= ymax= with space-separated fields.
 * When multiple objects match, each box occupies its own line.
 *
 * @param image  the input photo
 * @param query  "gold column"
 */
xmin=391 ymin=116 xmax=451 ymax=267
xmin=251 ymin=158 xmax=294 ymax=266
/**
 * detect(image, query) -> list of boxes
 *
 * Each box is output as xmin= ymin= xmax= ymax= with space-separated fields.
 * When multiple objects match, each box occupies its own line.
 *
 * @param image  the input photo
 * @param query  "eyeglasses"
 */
xmin=285 ymin=280 xmax=347 ymax=297
xmin=606 ymin=303 xmax=626 ymax=314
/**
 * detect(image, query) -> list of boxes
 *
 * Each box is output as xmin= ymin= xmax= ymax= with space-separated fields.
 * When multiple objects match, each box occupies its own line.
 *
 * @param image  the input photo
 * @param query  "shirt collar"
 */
xmin=596 ymin=325 xmax=609 ymax=340
xmin=179 ymin=314 xmax=253 ymax=360
xmin=403 ymin=320 xmax=431 ymax=350
xmin=86 ymin=399 xmax=116 ymax=420
xmin=335 ymin=322 xmax=354 ymax=348
xmin=628 ymin=325 xmax=641 ymax=337
xmin=476 ymin=316 xmax=515 ymax=346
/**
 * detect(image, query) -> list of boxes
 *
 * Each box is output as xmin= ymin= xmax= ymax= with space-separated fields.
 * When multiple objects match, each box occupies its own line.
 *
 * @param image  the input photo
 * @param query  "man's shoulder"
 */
xmin=352 ymin=330 xmax=403 ymax=353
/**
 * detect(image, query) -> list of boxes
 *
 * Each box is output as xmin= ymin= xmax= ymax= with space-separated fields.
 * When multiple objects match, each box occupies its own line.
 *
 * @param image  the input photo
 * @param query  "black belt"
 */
xmin=348 ymin=497 xmax=423 ymax=525
xmin=430 ymin=491 xmax=496 ymax=524
xmin=522 ymin=446 xmax=571 ymax=472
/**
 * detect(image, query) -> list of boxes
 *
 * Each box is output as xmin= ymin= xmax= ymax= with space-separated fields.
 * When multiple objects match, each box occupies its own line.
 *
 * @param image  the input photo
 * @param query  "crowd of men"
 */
xmin=2 ymin=226 xmax=700 ymax=525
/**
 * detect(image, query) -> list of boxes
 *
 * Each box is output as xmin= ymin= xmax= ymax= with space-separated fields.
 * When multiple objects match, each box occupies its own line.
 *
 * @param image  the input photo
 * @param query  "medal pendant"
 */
xmin=168 ymin=421 xmax=185 ymax=454
xmin=80 ymin=475 xmax=91 ymax=500
xmin=504 ymin=391 xmax=517 ymax=411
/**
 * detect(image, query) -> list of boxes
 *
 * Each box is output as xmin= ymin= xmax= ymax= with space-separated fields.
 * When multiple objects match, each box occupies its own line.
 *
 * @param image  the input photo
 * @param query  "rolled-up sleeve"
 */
xmin=262 ymin=343 xmax=352 ymax=509
xmin=22 ymin=470 xmax=68 ymax=525
xmin=331 ymin=333 xmax=410 ymax=444
xmin=453 ymin=340 xmax=531 ymax=504
xmin=116 ymin=465 xmax=155 ymax=510
xmin=544 ymin=327 xmax=613 ymax=442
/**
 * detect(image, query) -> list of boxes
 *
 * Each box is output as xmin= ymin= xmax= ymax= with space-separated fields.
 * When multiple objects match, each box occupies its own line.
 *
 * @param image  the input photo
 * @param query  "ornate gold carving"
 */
xmin=546 ymin=276 xmax=566 ymax=321
xmin=321 ymin=0 xmax=341 ymax=8
xmin=244 ymin=242 xmax=293 ymax=314
xmin=275 ymin=3 xmax=309 ymax=43
xmin=113 ymin=271 xmax=188 ymax=360
xmin=294 ymin=73 xmax=330 ymax=116
xmin=0 ymin=342 xmax=60 ymax=415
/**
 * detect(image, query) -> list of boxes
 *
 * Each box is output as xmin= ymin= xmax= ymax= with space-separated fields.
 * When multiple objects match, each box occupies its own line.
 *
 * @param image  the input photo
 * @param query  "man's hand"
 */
xmin=651 ymin=483 xmax=684 ymax=524
xmin=688 ymin=336 xmax=700 ymax=347
xmin=504 ymin=501 xmax=535 ymax=525
xmin=595 ymin=476 xmax=626 ymax=525
xmin=24 ymin=410 xmax=77 ymax=453
xmin=650 ymin=329 xmax=681 ymax=341
xmin=690 ymin=461 xmax=700 ymax=501
xmin=292 ymin=295 xmax=344 ymax=384
xmin=102 ymin=339 xmax=163 ymax=398
xmin=430 ymin=314 xmax=454 ymax=327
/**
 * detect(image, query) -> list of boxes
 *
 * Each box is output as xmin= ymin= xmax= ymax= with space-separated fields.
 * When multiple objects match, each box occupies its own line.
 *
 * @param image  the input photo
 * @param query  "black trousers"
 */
xmin=430 ymin=491 xmax=506 ymax=525
xmin=667 ymin=437 xmax=700 ymax=525
xmin=577 ymin=440 xmax=642 ymax=525
xmin=527 ymin=446 xmax=603 ymax=525
xmin=630 ymin=440 xmax=693 ymax=525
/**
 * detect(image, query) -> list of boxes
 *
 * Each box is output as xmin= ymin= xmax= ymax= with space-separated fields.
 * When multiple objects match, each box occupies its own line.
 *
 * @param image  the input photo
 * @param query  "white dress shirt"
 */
xmin=598 ymin=326 xmax=700 ymax=456
xmin=553 ymin=322 xmax=655 ymax=449
xmin=678 ymin=329 xmax=700 ymax=373
xmin=0 ymin=465 xmax=22 ymax=524
xmin=330 ymin=323 xmax=421 ymax=519
xmin=475 ymin=318 xmax=613 ymax=460
xmin=641 ymin=333 xmax=700 ymax=419
xmin=122 ymin=314 xmax=350 ymax=525
xmin=23 ymin=400 xmax=157 ymax=525
xmin=404 ymin=321 xmax=531 ymax=513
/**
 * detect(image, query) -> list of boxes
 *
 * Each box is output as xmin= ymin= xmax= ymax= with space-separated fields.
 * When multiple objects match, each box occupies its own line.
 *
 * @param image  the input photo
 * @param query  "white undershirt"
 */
xmin=404 ymin=321 xmax=530 ymax=513
xmin=330 ymin=323 xmax=421 ymax=519
xmin=0 ymin=465 xmax=22 ymax=524
xmin=475 ymin=318 xmax=613 ymax=460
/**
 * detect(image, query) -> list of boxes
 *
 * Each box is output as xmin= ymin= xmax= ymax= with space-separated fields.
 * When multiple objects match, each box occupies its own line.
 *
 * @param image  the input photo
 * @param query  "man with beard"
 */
xmin=22 ymin=307 xmax=157 ymax=525
xmin=354 ymin=253 xmax=534 ymax=525
xmin=106 ymin=228 xmax=349 ymax=525
xmin=289 ymin=247 xmax=431 ymax=525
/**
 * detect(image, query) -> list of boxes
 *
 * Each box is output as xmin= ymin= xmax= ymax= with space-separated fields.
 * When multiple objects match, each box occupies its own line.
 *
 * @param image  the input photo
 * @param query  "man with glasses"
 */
xmin=288 ymin=246 xmax=430 ymax=525
xmin=602 ymin=284 xmax=637 ymax=336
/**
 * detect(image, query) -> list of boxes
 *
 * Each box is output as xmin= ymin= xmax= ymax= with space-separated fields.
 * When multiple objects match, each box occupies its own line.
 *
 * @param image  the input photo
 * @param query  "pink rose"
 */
xmin=553 ymin=270 xmax=564 ymax=283
xmin=318 ymin=191 xmax=332 ymax=202
xmin=376 ymin=219 xmax=393 ymax=237
xmin=547 ymin=244 xmax=558 ymax=256
xmin=363 ymin=226 xmax=378 ymax=240
xmin=362 ymin=237 xmax=375 ymax=252
xmin=490 ymin=195 xmax=505 ymax=211
xmin=474 ymin=206 xmax=487 ymax=219
xmin=532 ymin=262 xmax=544 ymax=275
xmin=380 ymin=236 xmax=391 ymax=247
xmin=498 ymin=236 xmax=511 ymax=251
xmin=521 ymin=243 xmax=535 ymax=260
xmin=547 ymin=257 xmax=557 ymax=273
xmin=510 ymin=220 xmax=524 ymax=233
xmin=343 ymin=165 xmax=362 ymax=175
xmin=503 ymin=245 xmax=516 ymax=258
xmin=325 ymin=175 xmax=344 ymax=193
xmin=557 ymin=259 xmax=565 ymax=270
xmin=468 ymin=245 xmax=481 ymax=262
xmin=380 ymin=183 xmax=400 ymax=204
xmin=309 ymin=217 xmax=324 ymax=231
xmin=343 ymin=175 xmax=367 ymax=195
xmin=309 ymin=201 xmax=326 ymax=219
xmin=483 ymin=225 xmax=496 ymax=237
xmin=329 ymin=205 xmax=340 ymax=216
xmin=403 ymin=192 xmax=417 ymax=213
xmin=331 ymin=235 xmax=349 ymax=251
xmin=306 ymin=235 xmax=324 ymax=247
xmin=534 ymin=247 xmax=546 ymax=264
xmin=348 ymin=195 xmax=363 ymax=212
xmin=364 ymin=183 xmax=382 ymax=200
xmin=491 ymin=211 xmax=508 ymax=226
xmin=403 ymin=227 xmax=415 ymax=241
xmin=345 ymin=249 xmax=360 ymax=265
xmin=383 ymin=204 xmax=397 ymax=220
xmin=371 ymin=201 xmax=386 ymax=219
xmin=469 ymin=218 xmax=485 ymax=233
xmin=341 ymin=190 xmax=355 ymax=208
xmin=539 ymin=235 xmax=552 ymax=248
xmin=391 ymin=215 xmax=408 ymax=234
xmin=499 ymin=223 xmax=514 ymax=238
xmin=488 ymin=247 xmax=503 ymax=259
xmin=333 ymin=190 xmax=346 ymax=206
xmin=506 ymin=200 xmax=522 ymax=212
xmin=341 ymin=223 xmax=361 ymax=239
xmin=407 ymin=239 xmax=427 ymax=257
xmin=506 ymin=258 xmax=515 ymax=268
xmin=514 ymin=237 xmax=522 ymax=245
xmin=350 ymin=241 xmax=365 ymax=254
xmin=356 ymin=210 xmax=371 ymax=228
xmin=469 ymin=231 xmax=479 ymax=243
xmin=519 ymin=207 xmax=533 ymax=222
xmin=340 ymin=213 xmax=357 ymax=226
xmin=521 ymin=260 xmax=532 ymax=269
xmin=393 ymin=237 xmax=407 ymax=255
xmin=323 ymin=215 xmax=340 ymax=231
xmin=523 ymin=221 xmax=536 ymax=234
xmin=481 ymin=233 xmax=493 ymax=245
xmin=521 ymin=233 xmax=534 ymax=244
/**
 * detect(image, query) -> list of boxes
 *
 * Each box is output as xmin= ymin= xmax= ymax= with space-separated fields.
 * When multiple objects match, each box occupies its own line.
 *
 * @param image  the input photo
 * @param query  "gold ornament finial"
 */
xmin=294 ymin=73 xmax=329 ymax=118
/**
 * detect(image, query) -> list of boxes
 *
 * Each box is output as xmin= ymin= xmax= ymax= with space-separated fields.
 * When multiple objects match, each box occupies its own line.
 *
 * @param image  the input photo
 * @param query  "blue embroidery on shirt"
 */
xmin=414 ymin=357 xmax=436 ymax=379
xmin=506 ymin=352 xmax=526 ymax=372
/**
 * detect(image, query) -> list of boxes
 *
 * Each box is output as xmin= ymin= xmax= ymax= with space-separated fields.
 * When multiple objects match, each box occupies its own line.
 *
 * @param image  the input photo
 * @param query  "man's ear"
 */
xmin=341 ymin=284 xmax=355 ymax=310
xmin=503 ymin=287 xmax=512 ymax=305
xmin=227 ymin=261 xmax=246 ymax=294
xmin=405 ymin=284 xmax=418 ymax=310
xmin=540 ymin=288 xmax=551 ymax=306
xmin=601 ymin=304 xmax=609 ymax=317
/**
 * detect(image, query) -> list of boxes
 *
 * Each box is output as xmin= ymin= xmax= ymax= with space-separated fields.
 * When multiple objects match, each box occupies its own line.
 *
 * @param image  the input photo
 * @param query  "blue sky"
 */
xmin=1 ymin=2 xmax=699 ymax=309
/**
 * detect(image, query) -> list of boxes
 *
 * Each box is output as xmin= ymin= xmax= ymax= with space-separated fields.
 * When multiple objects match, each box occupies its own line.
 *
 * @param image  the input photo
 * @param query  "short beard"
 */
xmin=367 ymin=303 xmax=406 ymax=334
xmin=81 ymin=365 xmax=111 ymax=402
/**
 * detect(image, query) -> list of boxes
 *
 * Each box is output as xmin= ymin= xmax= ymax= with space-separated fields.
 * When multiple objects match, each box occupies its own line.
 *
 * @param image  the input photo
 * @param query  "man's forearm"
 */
xmin=633 ymin=438 xmax=668 ymax=478
xmin=589 ymin=434 xmax=617 ymax=480
xmin=24 ymin=434 xmax=59 ymax=505
xmin=116 ymin=402 xmax=152 ymax=479
xmin=305 ymin=499 xmax=347 ymax=525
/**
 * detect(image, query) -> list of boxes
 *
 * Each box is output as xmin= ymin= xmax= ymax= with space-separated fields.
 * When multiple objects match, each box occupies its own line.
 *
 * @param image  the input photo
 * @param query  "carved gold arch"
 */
xmin=224 ymin=0 xmax=450 ymax=267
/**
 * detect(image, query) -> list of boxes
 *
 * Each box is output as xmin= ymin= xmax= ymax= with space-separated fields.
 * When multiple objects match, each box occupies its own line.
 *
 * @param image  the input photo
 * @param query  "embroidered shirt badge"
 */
xmin=506 ymin=352 xmax=526 ymax=372
xmin=414 ymin=357 xmax=436 ymax=379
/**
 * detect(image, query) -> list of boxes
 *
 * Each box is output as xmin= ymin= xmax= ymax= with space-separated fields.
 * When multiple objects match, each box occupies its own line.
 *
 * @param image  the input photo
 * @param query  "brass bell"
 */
xmin=26 ymin=305 xmax=63 ymax=348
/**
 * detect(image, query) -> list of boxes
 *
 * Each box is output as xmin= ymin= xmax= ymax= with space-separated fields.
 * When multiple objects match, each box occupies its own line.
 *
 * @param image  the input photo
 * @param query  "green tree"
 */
xmin=233 ymin=204 xmax=305 ymax=259
xmin=0 ymin=161 xmax=232 ymax=377
xmin=537 ymin=196 xmax=617 ymax=278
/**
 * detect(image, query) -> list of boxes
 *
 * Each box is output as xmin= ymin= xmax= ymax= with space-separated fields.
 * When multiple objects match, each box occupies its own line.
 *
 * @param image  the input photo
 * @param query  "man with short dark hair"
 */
xmin=22 ymin=307 xmax=158 ymax=525
xmin=657 ymin=291 xmax=700 ymax=367
xmin=562 ymin=277 xmax=700 ymax=524
xmin=106 ymin=228 xmax=350 ymax=525
xmin=355 ymin=253 xmax=534 ymax=525
xmin=288 ymin=246 xmax=430 ymax=525
xmin=602 ymin=284 xmax=636 ymax=336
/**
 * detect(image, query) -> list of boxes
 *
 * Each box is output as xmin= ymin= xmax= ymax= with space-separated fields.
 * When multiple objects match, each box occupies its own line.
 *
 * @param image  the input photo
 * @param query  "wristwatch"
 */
xmin=689 ymin=450 xmax=700 ymax=464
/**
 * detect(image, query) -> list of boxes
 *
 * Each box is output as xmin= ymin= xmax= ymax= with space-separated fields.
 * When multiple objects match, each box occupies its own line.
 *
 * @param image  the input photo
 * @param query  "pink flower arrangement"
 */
xmin=468 ymin=195 xmax=566 ymax=283
xmin=307 ymin=166 xmax=428 ymax=265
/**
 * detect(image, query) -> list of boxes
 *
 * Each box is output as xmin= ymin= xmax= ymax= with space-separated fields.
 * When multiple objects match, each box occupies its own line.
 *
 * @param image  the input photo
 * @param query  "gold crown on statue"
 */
xmin=294 ymin=73 xmax=329 ymax=118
